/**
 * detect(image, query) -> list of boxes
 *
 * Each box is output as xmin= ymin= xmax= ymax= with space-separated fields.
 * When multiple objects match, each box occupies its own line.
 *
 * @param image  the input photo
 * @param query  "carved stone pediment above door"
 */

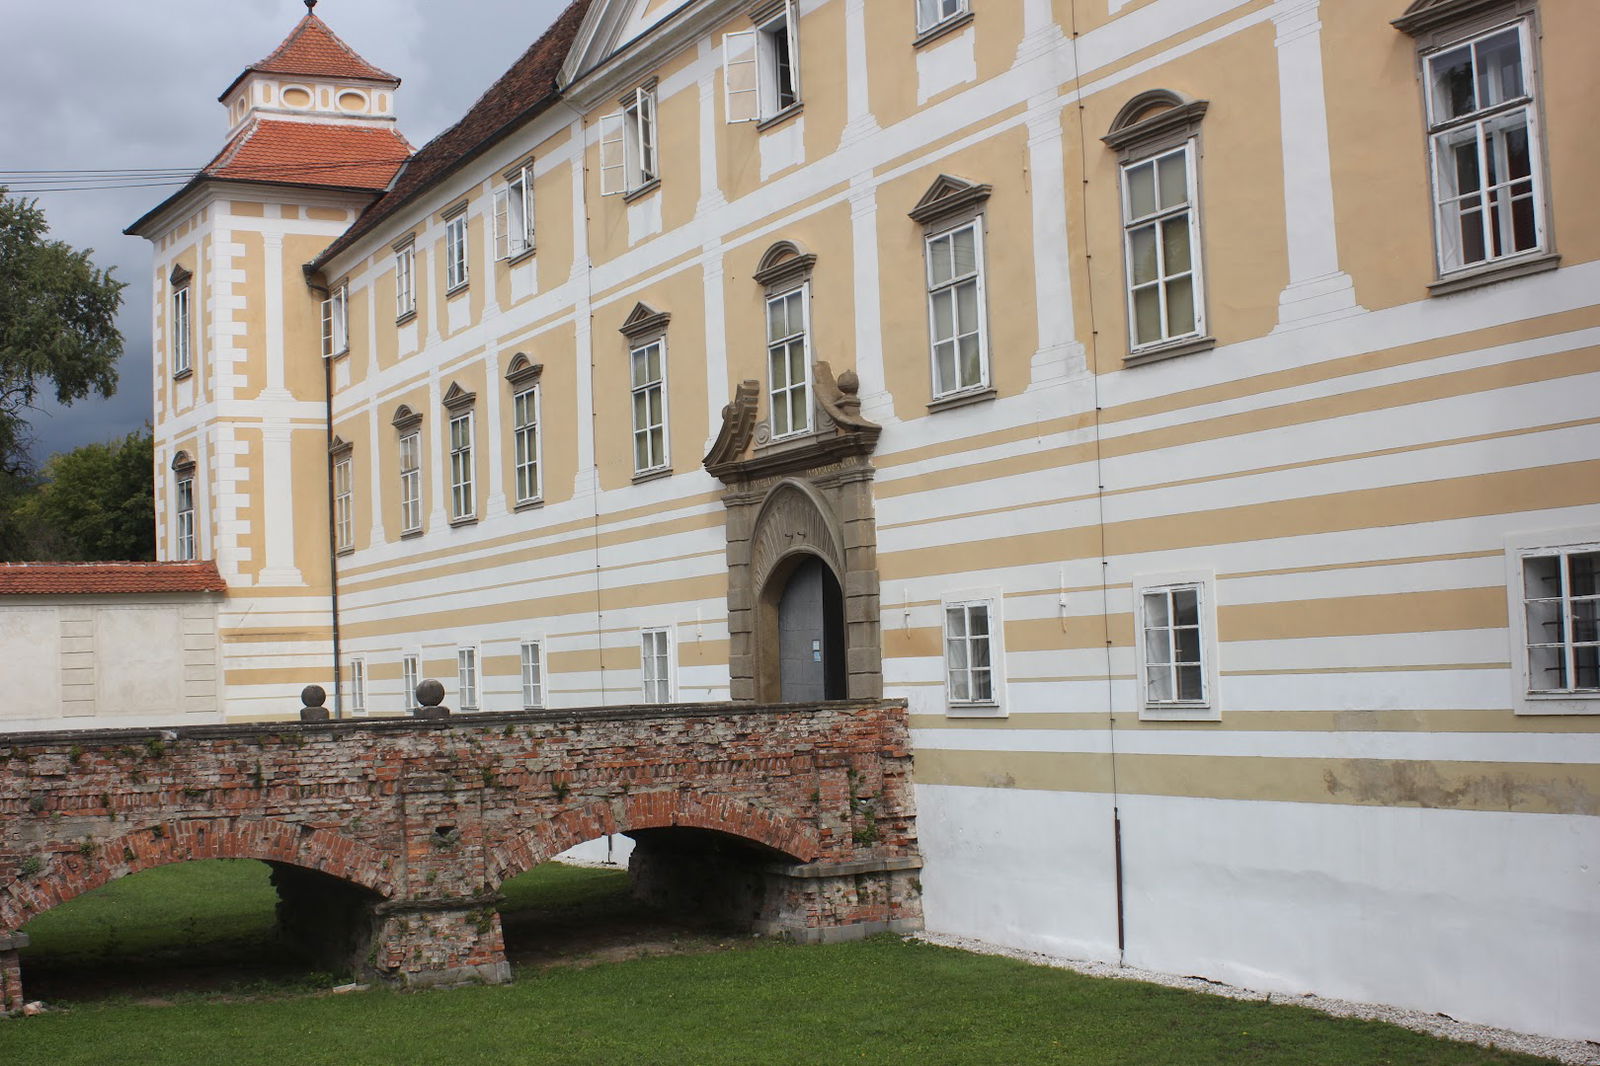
xmin=704 ymin=363 xmax=883 ymax=702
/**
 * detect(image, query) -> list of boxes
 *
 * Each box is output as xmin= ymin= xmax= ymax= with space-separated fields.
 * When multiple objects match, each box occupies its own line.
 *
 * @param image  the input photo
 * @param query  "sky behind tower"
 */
xmin=0 ymin=0 xmax=573 ymax=464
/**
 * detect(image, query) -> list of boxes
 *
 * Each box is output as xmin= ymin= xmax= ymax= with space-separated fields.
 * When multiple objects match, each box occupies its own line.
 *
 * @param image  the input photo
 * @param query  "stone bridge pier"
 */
xmin=0 ymin=699 xmax=920 ymax=1003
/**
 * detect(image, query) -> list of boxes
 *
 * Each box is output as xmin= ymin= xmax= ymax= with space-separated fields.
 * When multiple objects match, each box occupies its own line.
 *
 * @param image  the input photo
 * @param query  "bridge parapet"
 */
xmin=0 ymin=698 xmax=919 ymax=1002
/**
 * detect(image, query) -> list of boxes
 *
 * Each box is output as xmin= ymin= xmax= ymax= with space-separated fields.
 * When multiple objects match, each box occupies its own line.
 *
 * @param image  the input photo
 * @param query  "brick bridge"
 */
xmin=0 ymin=699 xmax=920 ymax=1008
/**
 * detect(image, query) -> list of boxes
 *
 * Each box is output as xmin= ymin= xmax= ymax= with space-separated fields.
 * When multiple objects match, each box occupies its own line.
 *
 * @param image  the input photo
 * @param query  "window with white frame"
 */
xmin=1507 ymin=531 xmax=1599 ymax=714
xmin=630 ymin=340 xmax=668 ymax=474
xmin=1122 ymin=145 xmax=1202 ymax=351
xmin=448 ymin=408 xmax=474 ymax=522
xmin=1420 ymin=19 xmax=1546 ymax=275
xmin=724 ymin=0 xmax=800 ymax=124
xmin=917 ymin=0 xmax=969 ymax=35
xmin=766 ymin=287 xmax=811 ymax=438
xmin=444 ymin=210 xmax=469 ymax=291
xmin=493 ymin=163 xmax=535 ymax=259
xmin=399 ymin=430 xmax=422 ymax=534
xmin=457 ymin=646 xmax=479 ymax=711
xmin=395 ymin=241 xmax=416 ymax=319
xmin=1133 ymin=573 xmax=1219 ymax=721
xmin=171 ymin=281 xmax=192 ymax=376
xmin=600 ymin=85 xmax=658 ymax=196
xmin=943 ymin=599 xmax=997 ymax=709
xmin=520 ymin=640 xmax=545 ymax=709
xmin=333 ymin=447 xmax=354 ymax=552
xmin=641 ymin=628 xmax=672 ymax=703
xmin=347 ymin=657 xmax=366 ymax=715
xmin=174 ymin=470 xmax=196 ymax=562
xmin=513 ymin=384 xmax=541 ymax=504
xmin=402 ymin=652 xmax=420 ymax=711
xmin=925 ymin=221 xmax=989 ymax=398
xmin=321 ymin=283 xmax=349 ymax=357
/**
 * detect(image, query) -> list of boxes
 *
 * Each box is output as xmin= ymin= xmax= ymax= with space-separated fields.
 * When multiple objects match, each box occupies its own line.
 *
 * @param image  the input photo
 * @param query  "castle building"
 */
xmin=126 ymin=0 xmax=1597 ymax=1041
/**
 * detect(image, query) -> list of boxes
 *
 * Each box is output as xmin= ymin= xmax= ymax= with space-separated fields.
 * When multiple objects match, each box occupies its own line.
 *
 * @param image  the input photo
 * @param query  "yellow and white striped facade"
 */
xmin=140 ymin=0 xmax=1599 ymax=1040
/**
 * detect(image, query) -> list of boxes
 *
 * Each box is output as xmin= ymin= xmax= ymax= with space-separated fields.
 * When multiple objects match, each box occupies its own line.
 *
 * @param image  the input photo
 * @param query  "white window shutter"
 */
xmin=492 ymin=187 xmax=510 ymax=260
xmin=784 ymin=0 xmax=801 ymax=101
xmin=320 ymin=295 xmax=334 ymax=358
xmin=638 ymin=88 xmax=657 ymax=181
xmin=333 ymin=288 xmax=347 ymax=352
xmin=723 ymin=30 xmax=759 ymax=123
xmin=520 ymin=165 xmax=535 ymax=252
xmin=599 ymin=111 xmax=626 ymax=195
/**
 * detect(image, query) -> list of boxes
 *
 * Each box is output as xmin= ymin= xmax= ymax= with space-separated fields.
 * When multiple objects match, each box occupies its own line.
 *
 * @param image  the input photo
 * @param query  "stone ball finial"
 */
xmin=837 ymin=368 xmax=860 ymax=395
xmin=301 ymin=685 xmax=327 ymax=707
xmin=416 ymin=679 xmax=445 ymax=707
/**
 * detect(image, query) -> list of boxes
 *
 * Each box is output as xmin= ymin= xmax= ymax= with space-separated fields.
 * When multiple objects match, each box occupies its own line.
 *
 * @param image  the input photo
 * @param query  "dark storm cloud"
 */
xmin=0 ymin=0 xmax=572 ymax=462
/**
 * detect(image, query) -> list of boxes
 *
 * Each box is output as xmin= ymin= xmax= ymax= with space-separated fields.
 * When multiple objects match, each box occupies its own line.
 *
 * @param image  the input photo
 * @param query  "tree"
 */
xmin=11 ymin=430 xmax=155 ymax=561
xmin=0 ymin=188 xmax=125 ymax=476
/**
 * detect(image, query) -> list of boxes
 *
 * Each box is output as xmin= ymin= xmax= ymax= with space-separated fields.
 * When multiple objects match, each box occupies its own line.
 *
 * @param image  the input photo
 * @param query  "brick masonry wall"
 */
xmin=0 ymin=699 xmax=919 ymax=994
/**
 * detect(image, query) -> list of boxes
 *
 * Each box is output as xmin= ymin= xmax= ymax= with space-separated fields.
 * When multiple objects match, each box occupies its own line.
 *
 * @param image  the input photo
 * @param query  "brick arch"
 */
xmin=488 ymin=791 xmax=822 ymax=887
xmin=0 ymin=818 xmax=395 ymax=933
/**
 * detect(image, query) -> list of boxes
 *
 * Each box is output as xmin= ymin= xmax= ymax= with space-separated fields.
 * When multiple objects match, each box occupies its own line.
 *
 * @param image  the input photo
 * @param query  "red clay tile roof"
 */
xmin=311 ymin=0 xmax=592 ymax=272
xmin=202 ymin=118 xmax=412 ymax=191
xmin=220 ymin=14 xmax=399 ymax=101
xmin=0 ymin=562 xmax=227 ymax=596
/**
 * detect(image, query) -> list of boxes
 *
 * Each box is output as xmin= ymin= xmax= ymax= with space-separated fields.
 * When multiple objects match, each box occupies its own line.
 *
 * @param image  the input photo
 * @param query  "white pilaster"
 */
xmin=261 ymin=232 xmax=293 ymax=403
xmin=702 ymin=240 xmax=730 ymax=449
xmin=1272 ymin=0 xmax=1361 ymax=328
xmin=426 ymin=373 xmax=447 ymax=532
xmin=1017 ymin=0 xmax=1067 ymax=64
xmin=569 ymin=126 xmax=598 ymax=502
xmin=1024 ymin=100 xmax=1086 ymax=389
xmin=367 ymin=404 xmax=386 ymax=544
xmin=841 ymin=0 xmax=881 ymax=144
xmin=848 ymin=180 xmax=897 ymax=424
xmin=484 ymin=347 xmax=506 ymax=517
xmin=257 ymin=425 xmax=304 ymax=585
xmin=696 ymin=38 xmax=727 ymax=217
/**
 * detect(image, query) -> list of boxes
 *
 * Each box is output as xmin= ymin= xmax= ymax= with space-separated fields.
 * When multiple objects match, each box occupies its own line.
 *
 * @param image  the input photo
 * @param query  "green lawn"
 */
xmin=3 ymin=860 xmax=1560 ymax=1066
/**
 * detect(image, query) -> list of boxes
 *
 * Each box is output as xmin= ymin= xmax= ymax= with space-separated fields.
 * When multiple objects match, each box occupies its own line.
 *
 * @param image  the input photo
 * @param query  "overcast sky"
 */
xmin=0 ymin=0 xmax=574 ymax=465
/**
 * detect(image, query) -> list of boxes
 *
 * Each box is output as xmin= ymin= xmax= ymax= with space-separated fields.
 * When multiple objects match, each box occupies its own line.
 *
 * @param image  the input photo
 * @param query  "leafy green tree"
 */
xmin=10 ymin=430 xmax=155 ymax=561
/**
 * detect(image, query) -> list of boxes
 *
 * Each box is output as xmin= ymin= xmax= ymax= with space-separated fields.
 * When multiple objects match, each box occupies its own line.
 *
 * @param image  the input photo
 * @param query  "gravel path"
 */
xmin=914 ymin=932 xmax=1599 ymax=1065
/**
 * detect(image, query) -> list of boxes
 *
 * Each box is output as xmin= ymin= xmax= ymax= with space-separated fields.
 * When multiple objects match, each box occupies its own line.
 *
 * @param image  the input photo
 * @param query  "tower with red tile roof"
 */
xmin=126 ymin=8 xmax=412 ymax=719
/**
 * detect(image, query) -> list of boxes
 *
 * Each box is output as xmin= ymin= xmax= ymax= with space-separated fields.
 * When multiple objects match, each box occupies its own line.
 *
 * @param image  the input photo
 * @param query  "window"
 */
xmin=765 ymin=288 xmax=810 ymax=438
xmin=1132 ymin=573 xmax=1219 ymax=721
xmin=724 ymin=0 xmax=800 ymax=124
xmin=402 ymin=652 xmax=420 ymax=711
xmin=395 ymin=241 xmax=415 ymax=319
xmin=449 ymin=409 xmax=474 ymax=521
xmin=444 ymin=210 xmax=469 ymax=291
xmin=398 ymin=431 xmax=422 ymax=534
xmin=630 ymin=340 xmax=668 ymax=474
xmin=600 ymin=85 xmax=658 ymax=196
xmin=641 ymin=628 xmax=672 ymax=703
xmin=333 ymin=447 xmax=354 ymax=552
xmin=944 ymin=601 xmax=996 ymax=708
xmin=174 ymin=472 xmax=196 ymax=562
xmin=520 ymin=640 xmax=545 ymax=709
xmin=347 ymin=657 xmax=366 ymax=715
xmin=1423 ymin=21 xmax=1544 ymax=275
xmin=925 ymin=221 xmax=988 ymax=398
xmin=917 ymin=0 xmax=969 ymax=35
xmin=493 ymin=164 xmax=535 ymax=259
xmin=171 ymin=282 xmax=191 ymax=376
xmin=505 ymin=353 xmax=544 ymax=504
xmin=321 ymin=283 xmax=348 ymax=357
xmin=457 ymin=646 xmax=479 ymax=711
xmin=1506 ymin=531 xmax=1599 ymax=715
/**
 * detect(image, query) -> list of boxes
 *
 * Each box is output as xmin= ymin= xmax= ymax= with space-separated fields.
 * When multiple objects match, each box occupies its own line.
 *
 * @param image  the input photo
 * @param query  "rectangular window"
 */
xmin=402 ymin=652 xmax=419 ymax=711
xmin=457 ymin=647 xmax=479 ymax=711
xmin=395 ymin=243 xmax=415 ymax=319
xmin=399 ymin=430 xmax=422 ymax=534
xmin=599 ymin=86 xmax=658 ymax=196
xmin=1122 ymin=144 xmax=1202 ymax=350
xmin=641 ymin=628 xmax=672 ymax=703
xmin=766 ymin=288 xmax=810 ymax=438
xmin=917 ymin=0 xmax=968 ymax=34
xmin=723 ymin=0 xmax=800 ymax=123
xmin=1424 ymin=22 xmax=1545 ymax=274
xmin=445 ymin=212 xmax=469 ymax=291
xmin=1133 ymin=574 xmax=1219 ymax=721
xmin=925 ymin=221 xmax=988 ymax=397
xmin=944 ymin=601 xmax=996 ymax=707
xmin=171 ymin=286 xmax=191 ymax=376
xmin=520 ymin=640 xmax=545 ymax=709
xmin=1520 ymin=548 xmax=1599 ymax=697
xmin=493 ymin=164 xmax=535 ymax=259
xmin=449 ymin=410 xmax=474 ymax=521
xmin=334 ymin=454 xmax=353 ymax=552
xmin=321 ymin=284 xmax=348 ymax=357
xmin=348 ymin=657 xmax=366 ymax=715
xmin=630 ymin=340 xmax=668 ymax=473
xmin=175 ymin=475 xmax=196 ymax=561
xmin=513 ymin=385 xmax=542 ymax=504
